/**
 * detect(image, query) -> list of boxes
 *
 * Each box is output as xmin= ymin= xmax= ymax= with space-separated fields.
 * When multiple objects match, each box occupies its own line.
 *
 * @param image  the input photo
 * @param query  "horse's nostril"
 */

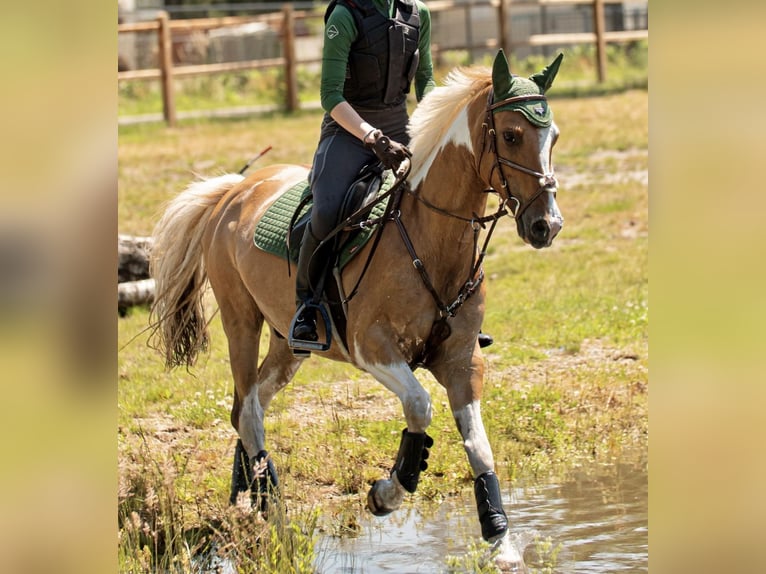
xmin=530 ymin=220 xmax=549 ymax=242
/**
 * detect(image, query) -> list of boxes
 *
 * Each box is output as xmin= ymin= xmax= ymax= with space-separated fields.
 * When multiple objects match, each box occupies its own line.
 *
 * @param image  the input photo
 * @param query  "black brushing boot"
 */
xmin=474 ymin=471 xmax=508 ymax=541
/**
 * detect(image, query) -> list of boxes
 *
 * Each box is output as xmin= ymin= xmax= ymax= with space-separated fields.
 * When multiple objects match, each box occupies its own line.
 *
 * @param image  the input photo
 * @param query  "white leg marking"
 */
xmin=357 ymin=359 xmax=432 ymax=432
xmin=454 ymin=400 xmax=495 ymax=476
xmin=238 ymin=384 xmax=265 ymax=458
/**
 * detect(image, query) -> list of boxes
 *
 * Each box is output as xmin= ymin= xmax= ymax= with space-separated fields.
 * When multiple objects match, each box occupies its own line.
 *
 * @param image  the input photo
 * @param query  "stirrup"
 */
xmin=288 ymin=301 xmax=332 ymax=353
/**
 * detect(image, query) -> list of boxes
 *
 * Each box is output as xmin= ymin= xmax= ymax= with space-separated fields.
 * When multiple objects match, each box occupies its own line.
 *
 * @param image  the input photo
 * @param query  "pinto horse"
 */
xmin=149 ymin=50 xmax=563 ymax=567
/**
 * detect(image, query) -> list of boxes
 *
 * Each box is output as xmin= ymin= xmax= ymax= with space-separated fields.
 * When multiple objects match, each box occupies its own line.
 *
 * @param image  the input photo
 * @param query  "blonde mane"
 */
xmin=408 ymin=66 xmax=492 ymax=175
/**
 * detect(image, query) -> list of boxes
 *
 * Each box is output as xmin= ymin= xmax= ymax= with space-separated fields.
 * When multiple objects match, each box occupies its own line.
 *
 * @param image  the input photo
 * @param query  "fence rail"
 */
xmin=118 ymin=0 xmax=647 ymax=126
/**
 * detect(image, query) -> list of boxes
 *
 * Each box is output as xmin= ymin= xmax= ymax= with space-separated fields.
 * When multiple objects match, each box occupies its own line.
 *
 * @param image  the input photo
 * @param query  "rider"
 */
xmin=290 ymin=0 xmax=493 ymax=351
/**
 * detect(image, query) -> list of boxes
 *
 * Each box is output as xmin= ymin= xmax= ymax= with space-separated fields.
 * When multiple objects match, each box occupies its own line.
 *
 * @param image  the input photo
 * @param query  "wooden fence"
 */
xmin=118 ymin=0 xmax=647 ymax=126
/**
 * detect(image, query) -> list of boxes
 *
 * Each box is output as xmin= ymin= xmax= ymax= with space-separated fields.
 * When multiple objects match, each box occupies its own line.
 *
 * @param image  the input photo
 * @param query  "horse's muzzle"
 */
xmin=527 ymin=215 xmax=563 ymax=249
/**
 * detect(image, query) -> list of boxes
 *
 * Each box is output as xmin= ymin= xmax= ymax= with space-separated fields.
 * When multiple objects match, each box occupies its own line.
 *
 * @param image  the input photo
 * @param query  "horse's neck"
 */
xmin=399 ymin=146 xmax=489 ymax=284
xmin=409 ymin=93 xmax=489 ymax=221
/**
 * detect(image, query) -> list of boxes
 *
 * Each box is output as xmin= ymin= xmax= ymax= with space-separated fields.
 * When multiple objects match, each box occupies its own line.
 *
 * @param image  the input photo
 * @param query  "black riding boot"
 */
xmin=291 ymin=223 xmax=325 ymax=344
xmin=478 ymin=331 xmax=494 ymax=348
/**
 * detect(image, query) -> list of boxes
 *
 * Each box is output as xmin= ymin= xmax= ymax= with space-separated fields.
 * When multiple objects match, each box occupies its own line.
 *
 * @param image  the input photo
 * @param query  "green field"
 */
xmin=118 ymin=65 xmax=648 ymax=571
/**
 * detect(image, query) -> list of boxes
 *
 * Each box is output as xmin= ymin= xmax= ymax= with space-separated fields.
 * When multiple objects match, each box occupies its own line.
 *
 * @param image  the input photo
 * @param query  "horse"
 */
xmin=149 ymin=49 xmax=564 ymax=568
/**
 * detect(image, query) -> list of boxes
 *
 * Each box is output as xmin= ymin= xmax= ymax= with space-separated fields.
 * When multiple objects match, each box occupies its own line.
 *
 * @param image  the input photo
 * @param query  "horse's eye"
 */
xmin=503 ymin=130 xmax=521 ymax=145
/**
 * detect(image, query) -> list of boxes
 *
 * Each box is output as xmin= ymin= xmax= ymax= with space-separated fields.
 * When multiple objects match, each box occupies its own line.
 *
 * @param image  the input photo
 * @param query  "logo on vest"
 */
xmin=327 ymin=24 xmax=339 ymax=39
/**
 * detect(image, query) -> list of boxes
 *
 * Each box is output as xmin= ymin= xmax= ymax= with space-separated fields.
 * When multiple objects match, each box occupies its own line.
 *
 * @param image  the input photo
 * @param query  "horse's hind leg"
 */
xmin=206 ymin=258 xmax=275 ymax=512
xmin=257 ymin=327 xmax=303 ymax=410
xmin=226 ymin=322 xmax=303 ymax=511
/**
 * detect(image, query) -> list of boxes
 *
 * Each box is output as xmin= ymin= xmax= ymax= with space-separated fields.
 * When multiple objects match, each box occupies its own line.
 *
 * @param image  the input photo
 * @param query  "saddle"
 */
xmin=254 ymin=163 xmax=395 ymax=351
xmin=253 ymin=163 xmax=393 ymax=269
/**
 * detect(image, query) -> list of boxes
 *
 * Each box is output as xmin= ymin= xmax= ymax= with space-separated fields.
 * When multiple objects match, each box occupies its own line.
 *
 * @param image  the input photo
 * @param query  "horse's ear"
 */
xmin=529 ymin=53 xmax=564 ymax=93
xmin=492 ymin=49 xmax=514 ymax=100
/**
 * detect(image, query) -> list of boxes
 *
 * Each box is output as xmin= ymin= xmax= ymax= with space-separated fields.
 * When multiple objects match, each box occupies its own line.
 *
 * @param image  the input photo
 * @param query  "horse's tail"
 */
xmin=148 ymin=174 xmax=244 ymax=368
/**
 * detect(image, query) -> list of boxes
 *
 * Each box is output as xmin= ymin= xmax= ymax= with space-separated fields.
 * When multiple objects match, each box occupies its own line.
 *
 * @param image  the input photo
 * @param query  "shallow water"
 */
xmin=316 ymin=457 xmax=647 ymax=573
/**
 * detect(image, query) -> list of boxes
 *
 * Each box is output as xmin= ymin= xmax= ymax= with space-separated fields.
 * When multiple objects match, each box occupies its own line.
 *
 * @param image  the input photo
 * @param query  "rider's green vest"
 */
xmin=325 ymin=0 xmax=421 ymax=108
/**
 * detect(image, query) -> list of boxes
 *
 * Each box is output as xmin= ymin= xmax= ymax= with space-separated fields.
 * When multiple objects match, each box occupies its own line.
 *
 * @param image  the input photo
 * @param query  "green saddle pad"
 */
xmin=253 ymin=171 xmax=394 ymax=271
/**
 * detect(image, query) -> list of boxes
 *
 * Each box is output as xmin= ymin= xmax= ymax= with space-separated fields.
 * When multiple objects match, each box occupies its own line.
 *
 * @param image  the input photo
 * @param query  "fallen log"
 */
xmin=119 ymin=234 xmax=153 ymax=282
xmin=118 ymin=278 xmax=155 ymax=316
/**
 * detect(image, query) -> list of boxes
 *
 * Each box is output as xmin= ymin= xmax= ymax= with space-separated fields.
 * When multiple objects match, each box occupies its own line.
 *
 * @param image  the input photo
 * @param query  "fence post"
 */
xmin=497 ymin=0 xmax=510 ymax=56
xmin=593 ymin=0 xmax=607 ymax=83
xmin=282 ymin=4 xmax=299 ymax=112
xmin=157 ymin=12 xmax=176 ymax=126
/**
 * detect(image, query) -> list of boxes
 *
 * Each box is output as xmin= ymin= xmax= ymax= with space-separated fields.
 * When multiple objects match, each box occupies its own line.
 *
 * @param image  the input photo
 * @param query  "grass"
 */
xmin=118 ymin=52 xmax=647 ymax=570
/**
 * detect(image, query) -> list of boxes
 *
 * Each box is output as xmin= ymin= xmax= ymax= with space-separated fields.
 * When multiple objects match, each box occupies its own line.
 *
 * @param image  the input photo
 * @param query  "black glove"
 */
xmin=364 ymin=130 xmax=411 ymax=170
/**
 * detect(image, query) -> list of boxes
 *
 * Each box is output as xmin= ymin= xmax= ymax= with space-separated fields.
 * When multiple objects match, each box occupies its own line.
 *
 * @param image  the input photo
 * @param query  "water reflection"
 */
xmin=317 ymin=457 xmax=647 ymax=573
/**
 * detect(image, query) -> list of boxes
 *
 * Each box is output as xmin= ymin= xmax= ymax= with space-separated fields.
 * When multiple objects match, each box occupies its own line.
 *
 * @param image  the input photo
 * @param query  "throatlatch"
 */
xmin=391 ymin=428 xmax=434 ymax=493
xmin=474 ymin=471 xmax=508 ymax=541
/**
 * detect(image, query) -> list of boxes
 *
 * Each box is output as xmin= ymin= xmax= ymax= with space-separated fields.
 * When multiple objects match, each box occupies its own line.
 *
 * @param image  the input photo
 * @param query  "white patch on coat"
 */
xmin=356 ymin=357 xmax=432 ymax=432
xmin=410 ymin=106 xmax=473 ymax=189
xmin=253 ymin=166 xmax=310 ymax=213
xmin=537 ymin=123 xmax=558 ymax=176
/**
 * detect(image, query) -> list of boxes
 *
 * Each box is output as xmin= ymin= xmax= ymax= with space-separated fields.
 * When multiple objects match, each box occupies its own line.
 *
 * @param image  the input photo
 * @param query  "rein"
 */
xmin=481 ymin=91 xmax=558 ymax=220
xmin=398 ymin=188 xmax=509 ymax=318
xmin=309 ymin=160 xmax=412 ymax=303
xmin=329 ymin=154 xmax=506 ymax=321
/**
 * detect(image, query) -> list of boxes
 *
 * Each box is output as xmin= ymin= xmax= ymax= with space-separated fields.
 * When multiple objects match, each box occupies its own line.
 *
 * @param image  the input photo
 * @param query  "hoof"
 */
xmin=366 ymin=477 xmax=404 ymax=517
xmin=491 ymin=533 xmax=528 ymax=573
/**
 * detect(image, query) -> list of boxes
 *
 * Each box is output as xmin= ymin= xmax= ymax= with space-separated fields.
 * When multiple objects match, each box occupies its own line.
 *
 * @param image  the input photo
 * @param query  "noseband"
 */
xmin=481 ymin=91 xmax=558 ymax=219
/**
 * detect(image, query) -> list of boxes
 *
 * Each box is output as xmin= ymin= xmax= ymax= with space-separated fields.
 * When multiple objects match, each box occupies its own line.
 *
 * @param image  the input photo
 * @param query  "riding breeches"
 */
xmin=308 ymin=112 xmax=410 ymax=240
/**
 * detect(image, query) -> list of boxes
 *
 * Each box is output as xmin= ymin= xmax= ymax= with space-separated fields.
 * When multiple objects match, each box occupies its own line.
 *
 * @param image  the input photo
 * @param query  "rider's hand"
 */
xmin=364 ymin=129 xmax=411 ymax=170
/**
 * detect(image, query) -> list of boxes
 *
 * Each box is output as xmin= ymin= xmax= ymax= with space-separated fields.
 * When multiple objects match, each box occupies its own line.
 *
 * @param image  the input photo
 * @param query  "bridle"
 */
xmin=481 ymin=91 xmax=558 ymax=221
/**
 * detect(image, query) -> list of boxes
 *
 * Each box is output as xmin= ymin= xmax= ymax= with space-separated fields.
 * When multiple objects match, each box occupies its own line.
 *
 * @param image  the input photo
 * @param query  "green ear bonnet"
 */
xmin=491 ymin=50 xmax=564 ymax=128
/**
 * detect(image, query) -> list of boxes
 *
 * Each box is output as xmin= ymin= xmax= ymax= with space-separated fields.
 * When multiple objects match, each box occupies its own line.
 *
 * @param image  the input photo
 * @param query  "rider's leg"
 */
xmin=292 ymin=222 xmax=324 ymax=342
xmin=290 ymin=123 xmax=373 ymax=347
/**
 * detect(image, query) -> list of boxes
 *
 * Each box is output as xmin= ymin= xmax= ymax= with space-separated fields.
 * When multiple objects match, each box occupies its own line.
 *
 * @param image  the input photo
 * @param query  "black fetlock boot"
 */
xmin=229 ymin=439 xmax=253 ymax=505
xmin=474 ymin=471 xmax=508 ymax=541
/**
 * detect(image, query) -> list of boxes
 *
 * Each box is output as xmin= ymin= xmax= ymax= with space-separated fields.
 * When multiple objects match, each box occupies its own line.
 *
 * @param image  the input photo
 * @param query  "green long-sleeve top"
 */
xmin=320 ymin=0 xmax=436 ymax=113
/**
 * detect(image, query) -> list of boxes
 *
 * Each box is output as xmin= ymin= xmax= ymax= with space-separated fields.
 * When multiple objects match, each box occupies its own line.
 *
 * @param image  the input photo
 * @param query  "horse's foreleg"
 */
xmin=454 ymin=400 xmax=509 ymax=541
xmin=362 ymin=361 xmax=433 ymax=516
xmin=456 ymin=399 xmax=525 ymax=571
xmin=435 ymin=352 xmax=509 ymax=543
